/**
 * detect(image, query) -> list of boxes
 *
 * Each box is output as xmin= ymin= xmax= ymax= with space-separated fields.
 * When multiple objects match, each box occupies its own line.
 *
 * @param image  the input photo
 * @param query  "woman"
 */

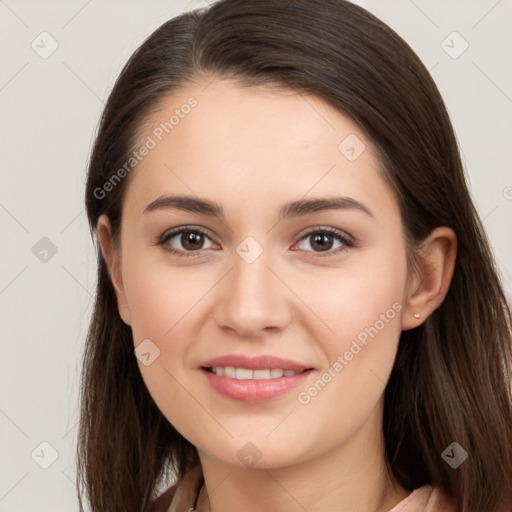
xmin=78 ymin=1 xmax=512 ymax=511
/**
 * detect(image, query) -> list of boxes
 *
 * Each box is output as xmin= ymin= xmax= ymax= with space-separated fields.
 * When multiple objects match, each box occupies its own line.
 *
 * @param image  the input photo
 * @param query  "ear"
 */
xmin=402 ymin=226 xmax=457 ymax=331
xmin=97 ymin=214 xmax=131 ymax=326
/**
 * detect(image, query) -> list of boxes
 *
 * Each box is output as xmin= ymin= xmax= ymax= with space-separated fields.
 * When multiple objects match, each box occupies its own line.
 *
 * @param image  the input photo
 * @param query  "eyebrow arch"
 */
xmin=143 ymin=194 xmax=373 ymax=220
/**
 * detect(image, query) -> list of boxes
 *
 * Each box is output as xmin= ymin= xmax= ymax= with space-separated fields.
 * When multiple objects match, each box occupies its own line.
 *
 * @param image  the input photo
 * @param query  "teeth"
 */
xmin=270 ymin=369 xmax=284 ymax=378
xmin=254 ymin=369 xmax=271 ymax=379
xmin=224 ymin=366 xmax=236 ymax=378
xmin=235 ymin=368 xmax=253 ymax=380
xmin=211 ymin=367 xmax=299 ymax=379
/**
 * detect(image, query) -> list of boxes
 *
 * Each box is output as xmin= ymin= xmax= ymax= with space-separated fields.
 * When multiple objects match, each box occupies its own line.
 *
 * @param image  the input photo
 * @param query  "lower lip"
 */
xmin=200 ymin=368 xmax=313 ymax=403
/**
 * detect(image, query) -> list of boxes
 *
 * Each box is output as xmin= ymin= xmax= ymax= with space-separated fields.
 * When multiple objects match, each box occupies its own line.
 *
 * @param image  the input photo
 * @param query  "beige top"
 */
xmin=149 ymin=464 xmax=457 ymax=512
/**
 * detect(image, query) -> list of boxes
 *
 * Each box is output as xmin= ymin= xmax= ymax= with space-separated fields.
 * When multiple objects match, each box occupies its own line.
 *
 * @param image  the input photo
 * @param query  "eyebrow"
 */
xmin=143 ymin=194 xmax=373 ymax=220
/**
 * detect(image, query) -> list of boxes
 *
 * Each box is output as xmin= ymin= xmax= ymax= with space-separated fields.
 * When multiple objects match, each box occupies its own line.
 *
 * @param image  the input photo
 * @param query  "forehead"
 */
xmin=123 ymin=78 xmax=397 ymax=220
xmin=145 ymin=78 xmax=362 ymax=152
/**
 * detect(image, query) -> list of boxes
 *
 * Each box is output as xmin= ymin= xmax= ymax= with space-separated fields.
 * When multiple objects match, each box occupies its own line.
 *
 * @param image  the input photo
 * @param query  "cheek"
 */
xmin=291 ymin=265 xmax=405 ymax=450
xmin=122 ymin=247 xmax=210 ymax=343
xmin=289 ymin=242 xmax=407 ymax=351
xmin=288 ymin=239 xmax=407 ymax=423
xmin=121 ymin=258 xmax=203 ymax=434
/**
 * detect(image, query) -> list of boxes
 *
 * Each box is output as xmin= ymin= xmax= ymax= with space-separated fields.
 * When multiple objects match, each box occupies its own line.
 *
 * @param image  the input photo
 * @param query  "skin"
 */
xmin=98 ymin=78 xmax=457 ymax=512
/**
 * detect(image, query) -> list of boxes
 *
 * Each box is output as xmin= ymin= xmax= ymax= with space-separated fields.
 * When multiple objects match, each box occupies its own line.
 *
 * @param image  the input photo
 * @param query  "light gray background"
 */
xmin=1 ymin=0 xmax=511 ymax=510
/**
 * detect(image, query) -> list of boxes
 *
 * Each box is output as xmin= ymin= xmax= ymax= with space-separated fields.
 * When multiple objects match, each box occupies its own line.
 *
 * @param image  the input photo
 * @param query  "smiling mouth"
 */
xmin=200 ymin=366 xmax=314 ymax=403
xmin=203 ymin=366 xmax=311 ymax=379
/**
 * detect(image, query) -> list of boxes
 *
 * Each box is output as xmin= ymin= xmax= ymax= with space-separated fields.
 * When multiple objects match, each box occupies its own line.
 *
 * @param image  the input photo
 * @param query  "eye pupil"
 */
xmin=311 ymin=233 xmax=333 ymax=252
xmin=182 ymin=231 xmax=204 ymax=250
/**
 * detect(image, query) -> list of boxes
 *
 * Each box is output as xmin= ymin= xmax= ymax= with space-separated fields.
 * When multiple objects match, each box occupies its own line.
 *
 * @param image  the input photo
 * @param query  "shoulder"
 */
xmin=388 ymin=484 xmax=458 ymax=512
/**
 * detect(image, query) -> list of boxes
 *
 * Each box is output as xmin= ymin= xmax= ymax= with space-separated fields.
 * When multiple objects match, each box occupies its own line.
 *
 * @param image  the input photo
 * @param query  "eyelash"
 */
xmin=155 ymin=226 xmax=355 ymax=259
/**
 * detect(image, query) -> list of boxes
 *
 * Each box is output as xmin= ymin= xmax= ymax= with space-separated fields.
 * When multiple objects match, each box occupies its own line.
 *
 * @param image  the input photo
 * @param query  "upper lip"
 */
xmin=200 ymin=354 xmax=312 ymax=372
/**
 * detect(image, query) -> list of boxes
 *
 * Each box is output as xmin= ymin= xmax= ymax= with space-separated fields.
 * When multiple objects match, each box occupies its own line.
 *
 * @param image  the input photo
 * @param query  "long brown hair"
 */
xmin=79 ymin=1 xmax=512 ymax=510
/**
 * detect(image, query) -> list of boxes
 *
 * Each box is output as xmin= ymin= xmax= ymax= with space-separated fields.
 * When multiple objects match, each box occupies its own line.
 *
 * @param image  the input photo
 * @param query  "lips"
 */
xmin=199 ymin=354 xmax=314 ymax=403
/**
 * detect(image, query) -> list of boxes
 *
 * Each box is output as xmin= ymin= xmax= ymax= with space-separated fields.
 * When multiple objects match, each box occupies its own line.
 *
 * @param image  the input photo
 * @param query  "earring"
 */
xmin=413 ymin=312 xmax=421 ymax=319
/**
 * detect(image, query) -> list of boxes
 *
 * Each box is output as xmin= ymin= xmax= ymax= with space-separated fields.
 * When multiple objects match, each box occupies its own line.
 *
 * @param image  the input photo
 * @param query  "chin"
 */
xmin=197 ymin=435 xmax=314 ymax=471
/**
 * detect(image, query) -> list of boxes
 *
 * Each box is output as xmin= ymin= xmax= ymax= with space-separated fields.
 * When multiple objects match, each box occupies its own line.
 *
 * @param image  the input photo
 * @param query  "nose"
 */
xmin=212 ymin=245 xmax=292 ymax=339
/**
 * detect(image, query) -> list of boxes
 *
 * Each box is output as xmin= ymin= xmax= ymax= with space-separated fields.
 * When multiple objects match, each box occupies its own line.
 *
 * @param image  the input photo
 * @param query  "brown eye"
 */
xmin=180 ymin=231 xmax=206 ymax=251
xmin=309 ymin=233 xmax=335 ymax=252
xmin=295 ymin=228 xmax=353 ymax=256
xmin=159 ymin=227 xmax=217 ymax=256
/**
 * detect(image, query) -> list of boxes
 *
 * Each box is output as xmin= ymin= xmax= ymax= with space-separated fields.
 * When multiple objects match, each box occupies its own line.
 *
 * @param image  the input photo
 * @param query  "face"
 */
xmin=100 ymin=78 xmax=412 ymax=469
